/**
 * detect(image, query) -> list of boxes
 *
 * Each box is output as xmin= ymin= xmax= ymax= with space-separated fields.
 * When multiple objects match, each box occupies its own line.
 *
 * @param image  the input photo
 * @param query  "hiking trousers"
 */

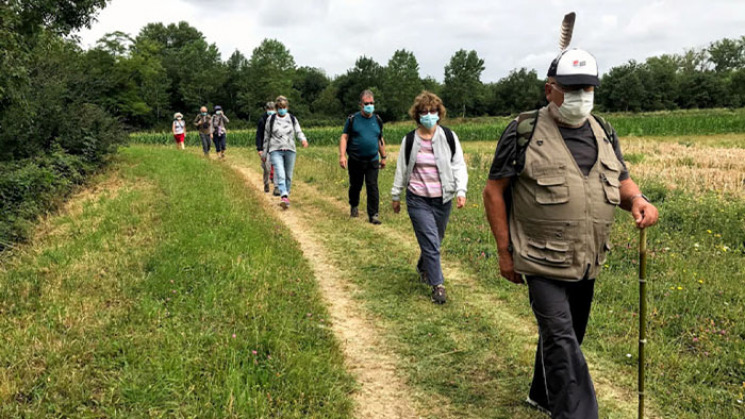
xmin=527 ymin=276 xmax=598 ymax=419
xmin=348 ymin=156 xmax=380 ymax=217
xmin=406 ymin=192 xmax=451 ymax=287
xmin=199 ymin=133 xmax=212 ymax=154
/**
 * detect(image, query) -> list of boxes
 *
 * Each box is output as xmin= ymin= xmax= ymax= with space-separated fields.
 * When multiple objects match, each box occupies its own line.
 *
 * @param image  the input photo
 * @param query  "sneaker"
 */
xmin=280 ymin=196 xmax=290 ymax=209
xmin=350 ymin=206 xmax=359 ymax=218
xmin=264 ymin=184 xmax=270 ymax=193
xmin=416 ymin=265 xmax=428 ymax=284
xmin=273 ymin=187 xmax=280 ymax=196
xmin=369 ymin=214 xmax=381 ymax=225
xmin=431 ymin=285 xmax=447 ymax=304
xmin=525 ymin=397 xmax=550 ymax=416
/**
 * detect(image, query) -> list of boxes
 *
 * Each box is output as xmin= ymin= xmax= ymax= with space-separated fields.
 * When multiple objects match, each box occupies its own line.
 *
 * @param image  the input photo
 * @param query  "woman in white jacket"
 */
xmin=391 ymin=91 xmax=468 ymax=304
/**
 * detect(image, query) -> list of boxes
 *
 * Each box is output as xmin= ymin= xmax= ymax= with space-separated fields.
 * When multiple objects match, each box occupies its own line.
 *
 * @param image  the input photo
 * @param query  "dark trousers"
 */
xmin=348 ymin=157 xmax=380 ymax=217
xmin=214 ymin=133 xmax=227 ymax=152
xmin=406 ymin=192 xmax=452 ymax=287
xmin=527 ymin=276 xmax=598 ymax=419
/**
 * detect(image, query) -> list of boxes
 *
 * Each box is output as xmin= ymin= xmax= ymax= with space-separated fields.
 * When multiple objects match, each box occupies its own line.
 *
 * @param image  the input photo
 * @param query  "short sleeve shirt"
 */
xmin=343 ymin=112 xmax=382 ymax=161
xmin=488 ymin=118 xmax=629 ymax=181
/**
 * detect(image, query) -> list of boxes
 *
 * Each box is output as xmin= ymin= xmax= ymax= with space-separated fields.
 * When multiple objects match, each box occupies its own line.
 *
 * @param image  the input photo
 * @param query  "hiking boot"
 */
xmin=431 ymin=285 xmax=447 ymax=304
xmin=273 ymin=187 xmax=280 ymax=196
xmin=369 ymin=214 xmax=381 ymax=225
xmin=416 ymin=265 xmax=428 ymax=284
xmin=264 ymin=184 xmax=270 ymax=193
xmin=280 ymin=196 xmax=290 ymax=209
xmin=525 ymin=397 xmax=550 ymax=416
xmin=350 ymin=206 xmax=359 ymax=218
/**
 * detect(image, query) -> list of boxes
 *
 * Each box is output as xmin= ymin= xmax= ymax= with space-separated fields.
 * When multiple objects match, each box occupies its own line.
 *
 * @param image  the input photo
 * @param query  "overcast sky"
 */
xmin=76 ymin=0 xmax=745 ymax=82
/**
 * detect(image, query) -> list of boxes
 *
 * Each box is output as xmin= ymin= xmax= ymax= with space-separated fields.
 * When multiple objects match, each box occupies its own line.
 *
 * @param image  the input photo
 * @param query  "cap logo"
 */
xmin=572 ymin=60 xmax=586 ymax=67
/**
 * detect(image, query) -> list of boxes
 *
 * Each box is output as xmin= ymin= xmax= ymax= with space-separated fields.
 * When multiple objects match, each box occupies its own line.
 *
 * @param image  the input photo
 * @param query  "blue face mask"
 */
xmin=267 ymin=110 xmax=276 ymax=115
xmin=277 ymin=108 xmax=288 ymax=116
xmin=363 ymin=104 xmax=375 ymax=114
xmin=201 ymin=112 xmax=207 ymax=116
xmin=420 ymin=112 xmax=439 ymax=129
xmin=215 ymin=110 xmax=222 ymax=115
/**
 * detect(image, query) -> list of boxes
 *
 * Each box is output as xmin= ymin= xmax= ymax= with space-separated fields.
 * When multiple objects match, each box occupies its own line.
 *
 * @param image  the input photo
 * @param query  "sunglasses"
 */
xmin=362 ymin=101 xmax=375 ymax=105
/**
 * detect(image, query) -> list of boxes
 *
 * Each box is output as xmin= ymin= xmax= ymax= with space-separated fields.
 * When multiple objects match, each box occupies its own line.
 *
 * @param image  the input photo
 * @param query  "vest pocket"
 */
xmin=535 ymin=175 xmax=569 ymax=204
xmin=600 ymin=160 xmax=621 ymax=205
xmin=524 ymin=238 xmax=573 ymax=267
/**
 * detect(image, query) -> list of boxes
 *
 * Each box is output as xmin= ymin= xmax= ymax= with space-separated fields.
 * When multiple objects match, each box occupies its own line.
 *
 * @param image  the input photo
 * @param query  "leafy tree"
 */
xmin=241 ymin=39 xmax=297 ymax=119
xmin=442 ymin=49 xmax=485 ymax=117
xmin=708 ymin=37 xmax=745 ymax=72
xmin=382 ymin=49 xmax=423 ymax=121
xmin=294 ymin=66 xmax=330 ymax=114
xmin=335 ymin=56 xmax=385 ymax=115
xmin=487 ymin=68 xmax=544 ymax=115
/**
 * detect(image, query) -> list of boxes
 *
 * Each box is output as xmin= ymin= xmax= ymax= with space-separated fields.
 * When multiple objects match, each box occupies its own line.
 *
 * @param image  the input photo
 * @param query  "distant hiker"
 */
xmin=391 ymin=91 xmax=468 ymax=304
xmin=482 ymin=48 xmax=659 ymax=418
xmin=172 ymin=112 xmax=186 ymax=150
xmin=263 ymin=95 xmax=309 ymax=209
xmin=256 ymin=101 xmax=279 ymax=194
xmin=339 ymin=89 xmax=387 ymax=224
xmin=194 ymin=106 xmax=212 ymax=156
xmin=212 ymin=105 xmax=230 ymax=159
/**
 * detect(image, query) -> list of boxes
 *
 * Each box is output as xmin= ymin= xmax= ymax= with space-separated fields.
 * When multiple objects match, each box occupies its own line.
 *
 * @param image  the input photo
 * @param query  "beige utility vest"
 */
xmin=510 ymin=107 xmax=622 ymax=281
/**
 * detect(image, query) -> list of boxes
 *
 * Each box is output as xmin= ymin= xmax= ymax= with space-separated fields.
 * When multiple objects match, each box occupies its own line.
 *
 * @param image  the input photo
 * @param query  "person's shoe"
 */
xmin=416 ymin=265 xmax=428 ymax=284
xmin=431 ymin=285 xmax=447 ymax=304
xmin=273 ymin=187 xmax=280 ymax=196
xmin=525 ymin=397 xmax=550 ymax=416
xmin=350 ymin=206 xmax=359 ymax=218
xmin=369 ymin=214 xmax=381 ymax=225
xmin=280 ymin=196 xmax=290 ymax=209
xmin=264 ymin=184 xmax=270 ymax=193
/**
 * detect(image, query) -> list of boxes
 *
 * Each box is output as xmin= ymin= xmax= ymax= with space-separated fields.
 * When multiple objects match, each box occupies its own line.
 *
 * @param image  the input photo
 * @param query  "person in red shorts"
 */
xmin=172 ymin=112 xmax=186 ymax=150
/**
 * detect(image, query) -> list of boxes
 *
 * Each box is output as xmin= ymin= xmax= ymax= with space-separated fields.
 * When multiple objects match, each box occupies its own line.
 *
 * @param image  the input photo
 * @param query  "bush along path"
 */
xmin=228 ymin=150 xmax=660 ymax=419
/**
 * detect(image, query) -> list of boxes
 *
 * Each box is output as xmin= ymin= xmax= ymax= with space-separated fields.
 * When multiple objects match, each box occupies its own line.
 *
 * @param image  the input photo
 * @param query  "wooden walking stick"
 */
xmin=638 ymin=227 xmax=648 ymax=418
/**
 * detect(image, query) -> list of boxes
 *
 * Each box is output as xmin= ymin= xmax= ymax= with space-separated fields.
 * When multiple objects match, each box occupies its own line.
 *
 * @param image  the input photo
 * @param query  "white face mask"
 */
xmin=557 ymin=89 xmax=594 ymax=126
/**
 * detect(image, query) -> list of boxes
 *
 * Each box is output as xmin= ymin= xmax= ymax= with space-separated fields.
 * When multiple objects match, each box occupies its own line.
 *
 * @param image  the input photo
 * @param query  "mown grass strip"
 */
xmin=0 ymin=146 xmax=354 ymax=418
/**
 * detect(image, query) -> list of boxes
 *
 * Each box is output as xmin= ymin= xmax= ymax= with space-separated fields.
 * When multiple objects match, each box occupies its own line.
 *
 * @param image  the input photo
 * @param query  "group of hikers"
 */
xmin=170 ymin=105 xmax=230 ymax=158
xmin=172 ymin=47 xmax=660 ymax=419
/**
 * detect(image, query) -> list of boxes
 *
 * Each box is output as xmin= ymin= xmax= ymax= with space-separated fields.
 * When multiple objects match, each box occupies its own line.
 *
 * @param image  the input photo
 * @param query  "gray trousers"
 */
xmin=406 ymin=192 xmax=452 ymax=287
xmin=527 ymin=276 xmax=598 ymax=419
xmin=199 ymin=133 xmax=212 ymax=154
xmin=261 ymin=154 xmax=276 ymax=187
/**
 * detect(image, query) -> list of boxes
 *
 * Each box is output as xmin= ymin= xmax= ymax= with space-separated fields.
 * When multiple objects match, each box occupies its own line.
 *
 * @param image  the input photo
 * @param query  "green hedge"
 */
xmin=0 ymin=153 xmax=92 ymax=250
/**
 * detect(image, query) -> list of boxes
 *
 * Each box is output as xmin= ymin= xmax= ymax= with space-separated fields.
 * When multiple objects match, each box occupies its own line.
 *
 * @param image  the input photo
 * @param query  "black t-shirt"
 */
xmin=488 ymin=119 xmax=629 ymax=181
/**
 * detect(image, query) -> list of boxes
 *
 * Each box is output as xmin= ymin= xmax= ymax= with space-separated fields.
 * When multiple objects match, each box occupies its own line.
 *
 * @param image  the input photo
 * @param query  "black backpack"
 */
xmin=346 ymin=113 xmax=384 ymax=141
xmin=403 ymin=126 xmax=456 ymax=167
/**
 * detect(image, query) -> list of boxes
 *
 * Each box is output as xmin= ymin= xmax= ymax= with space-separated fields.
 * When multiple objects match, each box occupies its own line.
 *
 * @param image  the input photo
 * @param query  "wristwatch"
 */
xmin=381 ymin=154 xmax=387 ymax=160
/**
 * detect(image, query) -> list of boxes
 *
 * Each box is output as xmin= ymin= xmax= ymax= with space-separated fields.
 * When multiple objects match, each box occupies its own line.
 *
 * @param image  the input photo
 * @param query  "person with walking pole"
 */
xmin=482 ymin=13 xmax=659 ymax=418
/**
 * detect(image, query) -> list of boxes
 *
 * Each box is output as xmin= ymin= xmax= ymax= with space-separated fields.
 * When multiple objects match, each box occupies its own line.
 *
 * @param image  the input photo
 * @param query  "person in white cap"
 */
xmin=172 ymin=112 xmax=186 ymax=150
xmin=482 ymin=48 xmax=659 ymax=418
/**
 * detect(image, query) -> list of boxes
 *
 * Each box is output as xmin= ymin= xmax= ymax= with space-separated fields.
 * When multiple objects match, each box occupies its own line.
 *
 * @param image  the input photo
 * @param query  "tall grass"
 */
xmin=0 ymin=147 xmax=354 ymax=417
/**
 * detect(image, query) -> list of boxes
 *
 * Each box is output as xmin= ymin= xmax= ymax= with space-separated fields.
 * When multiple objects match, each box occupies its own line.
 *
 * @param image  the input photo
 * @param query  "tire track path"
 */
xmin=232 ymin=164 xmax=419 ymax=419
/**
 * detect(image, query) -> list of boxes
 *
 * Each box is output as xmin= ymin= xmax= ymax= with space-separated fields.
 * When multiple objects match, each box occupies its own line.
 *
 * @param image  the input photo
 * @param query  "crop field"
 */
xmin=2 ymin=111 xmax=744 ymax=418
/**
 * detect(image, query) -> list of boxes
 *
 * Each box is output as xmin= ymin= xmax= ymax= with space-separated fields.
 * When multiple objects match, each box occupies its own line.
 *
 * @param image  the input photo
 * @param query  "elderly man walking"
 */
xmin=339 ymin=90 xmax=387 ymax=224
xmin=482 ymin=48 xmax=659 ymax=418
xmin=194 ymin=106 xmax=213 ymax=157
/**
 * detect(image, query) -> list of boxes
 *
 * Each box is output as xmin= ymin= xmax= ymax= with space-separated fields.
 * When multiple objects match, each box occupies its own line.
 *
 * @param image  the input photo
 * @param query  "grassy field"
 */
xmin=0 ymin=147 xmax=354 ymax=418
xmin=2 ymin=127 xmax=744 ymax=417
xmin=234 ymin=132 xmax=742 ymax=418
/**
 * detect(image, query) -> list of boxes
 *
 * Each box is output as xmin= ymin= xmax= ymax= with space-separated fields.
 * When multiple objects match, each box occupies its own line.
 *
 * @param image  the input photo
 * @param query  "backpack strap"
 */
xmin=346 ymin=114 xmax=356 ymax=137
xmin=375 ymin=114 xmax=384 ymax=140
xmin=591 ymin=114 xmax=616 ymax=146
xmin=440 ymin=126 xmax=456 ymax=161
xmin=267 ymin=114 xmax=277 ymax=150
xmin=404 ymin=130 xmax=416 ymax=167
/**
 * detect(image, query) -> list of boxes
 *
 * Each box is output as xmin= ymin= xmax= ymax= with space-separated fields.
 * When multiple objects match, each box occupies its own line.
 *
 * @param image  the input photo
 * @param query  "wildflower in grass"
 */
xmin=698 ymin=280 xmax=704 ymax=284
xmin=692 ymin=337 xmax=699 ymax=343
xmin=232 ymin=334 xmax=236 ymax=339
xmin=707 ymin=229 xmax=712 ymax=234
xmin=677 ymin=286 xmax=683 ymax=290
xmin=252 ymin=350 xmax=258 ymax=355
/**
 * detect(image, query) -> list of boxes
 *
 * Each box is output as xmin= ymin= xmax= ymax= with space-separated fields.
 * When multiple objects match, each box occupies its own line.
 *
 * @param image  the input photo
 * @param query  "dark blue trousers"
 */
xmin=406 ymin=192 xmax=452 ymax=287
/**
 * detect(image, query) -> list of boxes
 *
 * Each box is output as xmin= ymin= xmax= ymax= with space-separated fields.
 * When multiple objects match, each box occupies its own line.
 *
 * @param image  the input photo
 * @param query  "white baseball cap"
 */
xmin=547 ymin=48 xmax=599 ymax=86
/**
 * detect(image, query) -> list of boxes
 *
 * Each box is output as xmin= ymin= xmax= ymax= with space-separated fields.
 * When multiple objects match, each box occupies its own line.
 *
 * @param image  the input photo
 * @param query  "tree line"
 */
xmin=63 ymin=22 xmax=745 ymax=130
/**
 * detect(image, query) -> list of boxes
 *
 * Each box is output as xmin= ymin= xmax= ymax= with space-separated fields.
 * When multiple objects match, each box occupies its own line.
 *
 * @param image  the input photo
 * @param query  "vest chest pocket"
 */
xmin=524 ymin=238 xmax=573 ymax=267
xmin=535 ymin=174 xmax=569 ymax=204
xmin=600 ymin=160 xmax=621 ymax=205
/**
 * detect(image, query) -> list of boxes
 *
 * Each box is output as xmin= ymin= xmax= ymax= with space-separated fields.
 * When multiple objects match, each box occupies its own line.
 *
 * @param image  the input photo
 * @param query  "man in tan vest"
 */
xmin=483 ymin=48 xmax=658 ymax=419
